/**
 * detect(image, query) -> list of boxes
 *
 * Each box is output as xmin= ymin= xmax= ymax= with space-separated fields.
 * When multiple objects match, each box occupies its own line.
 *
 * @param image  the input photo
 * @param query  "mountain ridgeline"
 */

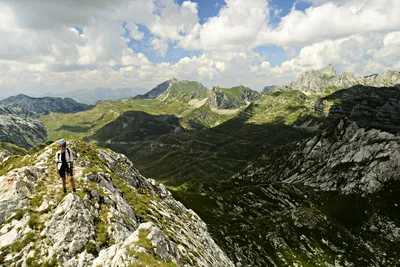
xmin=275 ymin=65 xmax=400 ymax=95
xmin=0 ymin=94 xmax=93 ymax=115
xmin=2 ymin=65 xmax=400 ymax=266
xmin=0 ymin=141 xmax=233 ymax=266
xmin=39 ymin=87 xmax=148 ymax=105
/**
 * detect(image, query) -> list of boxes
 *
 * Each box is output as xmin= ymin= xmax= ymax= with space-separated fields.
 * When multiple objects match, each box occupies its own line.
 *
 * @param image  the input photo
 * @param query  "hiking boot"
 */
xmin=63 ymin=188 xmax=67 ymax=194
xmin=72 ymin=188 xmax=76 ymax=193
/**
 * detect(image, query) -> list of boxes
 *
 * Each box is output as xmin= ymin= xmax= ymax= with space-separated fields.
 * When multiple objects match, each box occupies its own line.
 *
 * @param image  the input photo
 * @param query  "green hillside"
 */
xmin=40 ymin=80 xmax=263 ymax=140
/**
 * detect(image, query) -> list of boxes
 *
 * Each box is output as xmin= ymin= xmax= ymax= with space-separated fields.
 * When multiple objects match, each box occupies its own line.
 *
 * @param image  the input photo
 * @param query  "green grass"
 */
xmin=135 ymin=229 xmax=154 ymax=249
xmin=9 ymin=231 xmax=36 ymax=253
xmin=127 ymin=246 xmax=178 ymax=267
xmin=85 ymin=241 xmax=98 ymax=256
xmin=31 ymin=194 xmax=44 ymax=207
xmin=27 ymin=213 xmax=40 ymax=230
xmin=112 ymin=175 xmax=154 ymax=220
xmin=40 ymin=97 xmax=200 ymax=141
xmin=94 ymin=204 xmax=110 ymax=248
xmin=0 ymin=155 xmax=35 ymax=176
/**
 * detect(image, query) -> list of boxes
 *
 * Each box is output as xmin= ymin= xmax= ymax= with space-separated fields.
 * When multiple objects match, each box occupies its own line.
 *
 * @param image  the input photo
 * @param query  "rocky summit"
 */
xmin=208 ymin=86 xmax=260 ymax=110
xmin=277 ymin=65 xmax=400 ymax=95
xmin=0 ymin=141 xmax=233 ymax=267
xmin=0 ymin=106 xmax=47 ymax=149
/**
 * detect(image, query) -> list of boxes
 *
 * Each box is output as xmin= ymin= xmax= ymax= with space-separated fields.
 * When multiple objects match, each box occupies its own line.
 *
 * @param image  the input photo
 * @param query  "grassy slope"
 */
xmin=106 ymin=105 xmax=313 ymax=186
xmin=40 ymin=98 xmax=192 ymax=141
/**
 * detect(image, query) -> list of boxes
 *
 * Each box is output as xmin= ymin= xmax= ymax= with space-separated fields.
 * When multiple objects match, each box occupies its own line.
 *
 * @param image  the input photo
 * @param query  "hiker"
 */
xmin=55 ymin=141 xmax=76 ymax=193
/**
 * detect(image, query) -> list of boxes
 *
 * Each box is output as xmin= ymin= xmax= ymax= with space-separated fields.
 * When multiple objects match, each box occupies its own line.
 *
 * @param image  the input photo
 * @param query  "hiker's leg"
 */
xmin=69 ymin=175 xmax=76 ymax=190
xmin=68 ymin=167 xmax=76 ymax=192
xmin=61 ymin=177 xmax=67 ymax=193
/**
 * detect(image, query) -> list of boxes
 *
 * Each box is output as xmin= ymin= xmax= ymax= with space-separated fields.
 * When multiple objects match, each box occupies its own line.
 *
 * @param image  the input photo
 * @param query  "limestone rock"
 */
xmin=42 ymin=193 xmax=95 ymax=258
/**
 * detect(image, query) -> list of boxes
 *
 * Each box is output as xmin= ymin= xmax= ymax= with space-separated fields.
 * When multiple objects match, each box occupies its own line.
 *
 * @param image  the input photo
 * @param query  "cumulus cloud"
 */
xmin=151 ymin=38 xmax=169 ymax=57
xmin=180 ymin=0 xmax=270 ymax=51
xmin=0 ymin=0 xmax=399 ymax=95
xmin=125 ymin=22 xmax=145 ymax=40
xmin=257 ymin=0 xmax=400 ymax=47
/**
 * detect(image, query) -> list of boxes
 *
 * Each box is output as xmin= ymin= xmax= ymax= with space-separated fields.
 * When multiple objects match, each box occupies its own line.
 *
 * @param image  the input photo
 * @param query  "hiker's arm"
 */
xmin=55 ymin=153 xmax=59 ymax=173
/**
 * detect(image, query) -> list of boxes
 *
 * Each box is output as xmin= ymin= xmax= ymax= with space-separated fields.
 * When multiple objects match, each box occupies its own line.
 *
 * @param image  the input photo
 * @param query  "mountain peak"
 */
xmin=320 ymin=64 xmax=337 ymax=76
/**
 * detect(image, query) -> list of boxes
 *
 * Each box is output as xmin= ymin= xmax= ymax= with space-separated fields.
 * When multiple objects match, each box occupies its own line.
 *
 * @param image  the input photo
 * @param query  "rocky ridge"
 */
xmin=234 ymin=118 xmax=400 ymax=194
xmin=208 ymin=86 xmax=260 ymax=110
xmin=277 ymin=65 xmax=400 ymax=95
xmin=0 ymin=141 xmax=233 ymax=267
xmin=174 ymin=119 xmax=400 ymax=266
xmin=316 ymin=85 xmax=400 ymax=133
xmin=0 ymin=94 xmax=92 ymax=115
xmin=0 ymin=106 xmax=47 ymax=149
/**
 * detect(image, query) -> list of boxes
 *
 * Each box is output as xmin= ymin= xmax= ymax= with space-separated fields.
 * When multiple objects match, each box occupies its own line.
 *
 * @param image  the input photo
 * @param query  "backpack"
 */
xmin=57 ymin=147 xmax=72 ymax=162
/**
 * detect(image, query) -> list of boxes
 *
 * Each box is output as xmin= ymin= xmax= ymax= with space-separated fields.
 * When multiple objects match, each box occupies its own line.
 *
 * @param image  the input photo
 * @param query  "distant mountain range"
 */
xmin=42 ymin=87 xmax=148 ymax=104
xmin=0 ymin=106 xmax=47 ymax=148
xmin=0 ymin=94 xmax=92 ymax=115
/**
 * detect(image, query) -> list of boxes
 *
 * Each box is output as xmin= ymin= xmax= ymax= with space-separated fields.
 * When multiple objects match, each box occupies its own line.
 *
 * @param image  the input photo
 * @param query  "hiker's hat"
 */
xmin=59 ymin=141 xmax=67 ymax=147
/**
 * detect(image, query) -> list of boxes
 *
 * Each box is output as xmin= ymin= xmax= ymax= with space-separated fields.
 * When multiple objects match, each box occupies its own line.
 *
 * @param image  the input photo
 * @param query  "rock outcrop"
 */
xmin=277 ymin=65 xmax=400 ymax=95
xmin=208 ymin=86 xmax=260 ymax=110
xmin=0 ymin=141 xmax=233 ymax=267
xmin=235 ymin=119 xmax=400 ymax=194
xmin=0 ymin=106 xmax=47 ymax=148
xmin=316 ymin=85 xmax=400 ymax=133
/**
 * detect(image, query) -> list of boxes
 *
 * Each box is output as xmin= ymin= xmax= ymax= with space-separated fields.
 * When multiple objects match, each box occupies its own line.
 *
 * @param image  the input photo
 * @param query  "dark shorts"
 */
xmin=59 ymin=166 xmax=73 ymax=178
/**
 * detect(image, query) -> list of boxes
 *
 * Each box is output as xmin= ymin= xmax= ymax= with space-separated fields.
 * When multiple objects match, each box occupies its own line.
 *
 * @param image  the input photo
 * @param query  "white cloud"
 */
xmin=180 ymin=0 xmax=270 ymax=51
xmin=0 ymin=0 xmax=399 ymax=96
xmin=125 ymin=22 xmax=145 ymax=40
xmin=149 ymin=0 xmax=198 ymax=41
xmin=257 ymin=0 xmax=400 ymax=47
xmin=151 ymin=38 xmax=169 ymax=57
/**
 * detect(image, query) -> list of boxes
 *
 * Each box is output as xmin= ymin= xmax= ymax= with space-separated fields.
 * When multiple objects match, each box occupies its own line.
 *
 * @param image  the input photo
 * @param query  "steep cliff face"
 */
xmin=277 ymin=65 xmax=400 ymax=95
xmin=235 ymin=119 xmax=400 ymax=193
xmin=208 ymin=86 xmax=260 ymax=110
xmin=0 ymin=94 xmax=92 ymax=115
xmin=315 ymin=85 xmax=400 ymax=133
xmin=0 ymin=106 xmax=47 ymax=149
xmin=0 ymin=141 xmax=233 ymax=267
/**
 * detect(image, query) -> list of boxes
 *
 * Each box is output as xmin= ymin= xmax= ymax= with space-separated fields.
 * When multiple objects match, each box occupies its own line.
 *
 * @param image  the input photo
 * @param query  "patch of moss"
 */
xmin=26 ymin=256 xmax=41 ymax=267
xmin=27 ymin=212 xmax=41 ymax=230
xmin=126 ymin=247 xmax=178 ymax=267
xmin=135 ymin=229 xmax=154 ymax=249
xmin=83 ymin=167 xmax=100 ymax=177
xmin=42 ymin=257 xmax=58 ymax=267
xmin=9 ymin=231 xmax=35 ymax=253
xmin=94 ymin=204 xmax=111 ymax=248
xmin=15 ymin=209 xmax=25 ymax=220
xmin=113 ymin=176 xmax=153 ymax=221
xmin=85 ymin=241 xmax=98 ymax=256
xmin=31 ymin=194 xmax=44 ymax=207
